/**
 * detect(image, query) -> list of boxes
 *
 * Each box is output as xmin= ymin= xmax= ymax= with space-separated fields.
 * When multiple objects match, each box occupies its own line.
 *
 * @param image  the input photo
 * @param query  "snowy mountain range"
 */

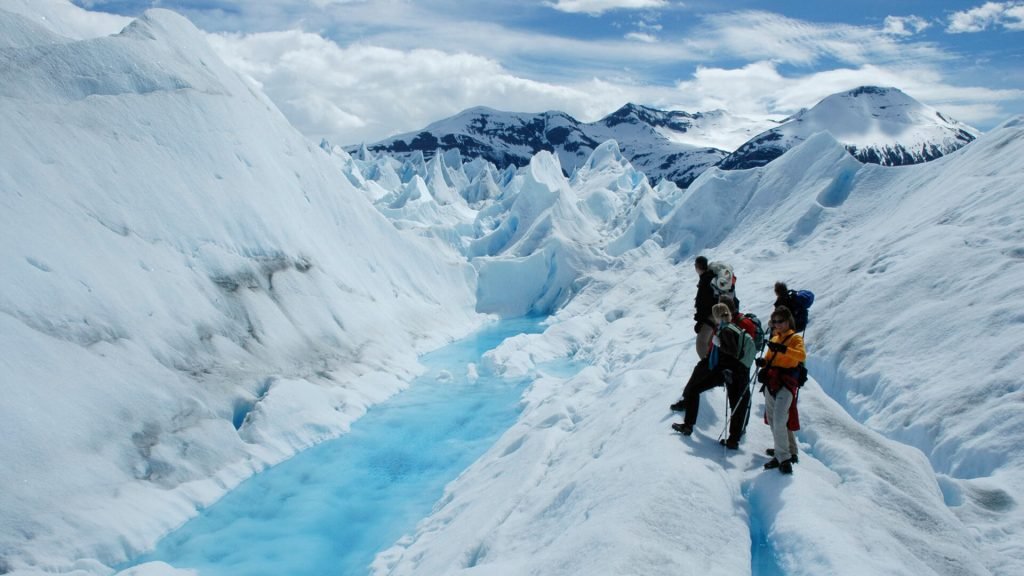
xmin=3 ymin=3 xmax=1024 ymax=576
xmin=347 ymin=104 xmax=773 ymax=188
xmin=350 ymin=87 xmax=978 ymax=188
xmin=718 ymin=86 xmax=980 ymax=170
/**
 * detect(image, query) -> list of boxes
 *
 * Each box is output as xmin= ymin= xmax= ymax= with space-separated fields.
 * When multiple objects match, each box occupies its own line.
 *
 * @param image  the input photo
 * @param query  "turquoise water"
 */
xmin=130 ymin=317 xmax=559 ymax=575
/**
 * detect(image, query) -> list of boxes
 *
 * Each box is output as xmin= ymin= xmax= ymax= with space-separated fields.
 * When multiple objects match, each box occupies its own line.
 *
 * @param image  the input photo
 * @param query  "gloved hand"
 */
xmin=766 ymin=341 xmax=787 ymax=353
xmin=755 ymin=357 xmax=766 ymax=368
xmin=694 ymin=321 xmax=702 ymax=334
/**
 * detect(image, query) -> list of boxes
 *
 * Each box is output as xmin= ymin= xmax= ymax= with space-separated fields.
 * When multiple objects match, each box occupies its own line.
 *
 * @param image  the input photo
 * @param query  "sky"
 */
xmin=62 ymin=0 xmax=1024 ymax=145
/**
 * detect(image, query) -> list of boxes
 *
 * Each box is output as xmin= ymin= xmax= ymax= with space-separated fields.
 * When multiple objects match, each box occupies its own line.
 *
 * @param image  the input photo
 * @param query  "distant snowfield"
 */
xmin=2 ymin=4 xmax=1024 ymax=576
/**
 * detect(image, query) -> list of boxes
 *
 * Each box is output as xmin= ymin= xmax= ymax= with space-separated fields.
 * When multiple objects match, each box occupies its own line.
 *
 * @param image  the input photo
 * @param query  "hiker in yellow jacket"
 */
xmin=756 ymin=305 xmax=806 ymax=474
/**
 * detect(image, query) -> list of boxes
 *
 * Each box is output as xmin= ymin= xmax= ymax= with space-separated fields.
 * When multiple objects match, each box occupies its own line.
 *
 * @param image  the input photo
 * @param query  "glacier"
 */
xmin=2 ymin=4 xmax=1024 ymax=576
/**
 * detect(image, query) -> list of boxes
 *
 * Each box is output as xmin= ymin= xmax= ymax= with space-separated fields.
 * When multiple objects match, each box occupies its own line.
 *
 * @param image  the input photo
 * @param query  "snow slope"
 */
xmin=369 ymin=122 xmax=1024 ymax=575
xmin=0 ymin=8 xmax=481 ymax=573
xmin=719 ymin=86 xmax=980 ymax=170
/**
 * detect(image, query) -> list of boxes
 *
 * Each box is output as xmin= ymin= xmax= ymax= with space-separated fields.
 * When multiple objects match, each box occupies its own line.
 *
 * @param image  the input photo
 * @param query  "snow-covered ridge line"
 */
xmin=348 ymin=86 xmax=978 ymax=191
xmin=345 ymin=103 xmax=772 ymax=189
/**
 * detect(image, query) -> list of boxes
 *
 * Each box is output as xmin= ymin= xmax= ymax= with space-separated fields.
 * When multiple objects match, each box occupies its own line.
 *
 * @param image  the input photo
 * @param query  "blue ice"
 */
xmin=129 ymin=317 xmax=564 ymax=575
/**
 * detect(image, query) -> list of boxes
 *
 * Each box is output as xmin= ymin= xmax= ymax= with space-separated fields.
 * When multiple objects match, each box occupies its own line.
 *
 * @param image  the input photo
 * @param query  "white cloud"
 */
xmin=206 ymin=21 xmax=1019 ymax=148
xmin=545 ymin=0 xmax=668 ymax=16
xmin=882 ymin=15 xmax=931 ymax=36
xmin=625 ymin=31 xmax=658 ymax=42
xmin=1003 ymin=4 xmax=1024 ymax=29
xmin=693 ymin=11 xmax=948 ymax=67
xmin=310 ymin=0 xmax=368 ymax=6
xmin=947 ymin=1 xmax=1024 ymax=33
xmin=207 ymin=30 xmax=639 ymax=146
xmin=669 ymin=60 xmax=1022 ymax=127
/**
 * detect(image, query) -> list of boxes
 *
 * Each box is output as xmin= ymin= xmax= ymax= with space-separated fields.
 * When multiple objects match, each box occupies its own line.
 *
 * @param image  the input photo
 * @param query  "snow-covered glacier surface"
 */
xmin=3 ymin=4 xmax=1024 ymax=576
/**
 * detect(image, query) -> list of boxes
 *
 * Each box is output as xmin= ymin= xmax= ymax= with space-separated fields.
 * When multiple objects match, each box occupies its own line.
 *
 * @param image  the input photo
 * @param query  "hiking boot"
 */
xmin=779 ymin=460 xmax=794 ymax=475
xmin=720 ymin=438 xmax=739 ymax=450
xmin=670 ymin=400 xmax=686 ymax=412
xmin=672 ymin=422 xmax=693 ymax=436
xmin=763 ymin=458 xmax=780 ymax=470
xmin=765 ymin=449 xmax=798 ymax=464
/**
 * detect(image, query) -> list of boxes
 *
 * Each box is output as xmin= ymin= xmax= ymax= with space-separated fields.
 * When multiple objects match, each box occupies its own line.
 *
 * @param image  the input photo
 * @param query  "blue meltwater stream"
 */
xmin=130 ymin=317 xmax=574 ymax=575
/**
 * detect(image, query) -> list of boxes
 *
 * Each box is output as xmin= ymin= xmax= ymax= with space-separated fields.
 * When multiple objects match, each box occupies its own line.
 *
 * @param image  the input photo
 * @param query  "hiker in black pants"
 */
xmin=718 ymin=298 xmax=754 ymax=449
xmin=693 ymin=256 xmax=717 ymax=360
xmin=672 ymin=303 xmax=750 ymax=437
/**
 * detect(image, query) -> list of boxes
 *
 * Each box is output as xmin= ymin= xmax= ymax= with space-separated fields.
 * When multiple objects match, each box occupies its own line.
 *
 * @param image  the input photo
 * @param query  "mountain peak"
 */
xmin=843 ymin=85 xmax=903 ymax=98
xmin=718 ymin=86 xmax=979 ymax=170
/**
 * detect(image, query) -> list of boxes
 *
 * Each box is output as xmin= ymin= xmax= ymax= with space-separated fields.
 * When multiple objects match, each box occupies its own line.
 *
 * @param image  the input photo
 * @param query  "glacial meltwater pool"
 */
xmin=129 ymin=317 xmax=569 ymax=576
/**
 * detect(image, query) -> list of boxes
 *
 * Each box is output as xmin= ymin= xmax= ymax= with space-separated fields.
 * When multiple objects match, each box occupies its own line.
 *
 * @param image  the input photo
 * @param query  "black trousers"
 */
xmin=681 ymin=356 xmax=751 ymax=442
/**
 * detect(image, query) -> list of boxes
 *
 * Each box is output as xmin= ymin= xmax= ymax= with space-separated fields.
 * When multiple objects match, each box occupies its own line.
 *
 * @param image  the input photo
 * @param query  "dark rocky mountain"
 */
xmin=347 ymin=104 xmax=772 ymax=188
xmin=349 ymin=88 xmax=979 ymax=187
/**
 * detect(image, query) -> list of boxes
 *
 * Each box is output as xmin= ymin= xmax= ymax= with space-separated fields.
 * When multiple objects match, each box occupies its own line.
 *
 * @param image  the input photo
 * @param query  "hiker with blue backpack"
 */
xmin=774 ymin=282 xmax=814 ymax=333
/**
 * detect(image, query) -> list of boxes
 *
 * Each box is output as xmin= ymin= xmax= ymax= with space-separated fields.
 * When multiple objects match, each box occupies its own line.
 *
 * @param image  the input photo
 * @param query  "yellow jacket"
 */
xmin=765 ymin=329 xmax=806 ymax=368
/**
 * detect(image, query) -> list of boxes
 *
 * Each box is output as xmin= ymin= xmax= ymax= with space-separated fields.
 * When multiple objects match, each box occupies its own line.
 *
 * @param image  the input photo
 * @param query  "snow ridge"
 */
xmin=0 ymin=7 xmax=481 ymax=572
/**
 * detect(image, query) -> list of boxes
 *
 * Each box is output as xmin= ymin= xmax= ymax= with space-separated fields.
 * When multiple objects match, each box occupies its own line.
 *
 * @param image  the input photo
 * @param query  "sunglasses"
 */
xmin=770 ymin=319 xmax=787 ymax=325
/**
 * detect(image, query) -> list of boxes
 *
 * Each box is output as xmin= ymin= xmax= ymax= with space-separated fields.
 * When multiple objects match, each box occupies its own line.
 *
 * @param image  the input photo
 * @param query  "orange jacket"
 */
xmin=765 ymin=329 xmax=806 ymax=368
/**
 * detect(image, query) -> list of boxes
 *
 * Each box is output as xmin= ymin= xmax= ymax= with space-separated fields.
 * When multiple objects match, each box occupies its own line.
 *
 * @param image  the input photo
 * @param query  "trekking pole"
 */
xmin=720 ymin=377 xmax=730 ymax=444
xmin=741 ymin=367 xmax=757 ymax=435
xmin=741 ymin=327 xmax=769 ymax=436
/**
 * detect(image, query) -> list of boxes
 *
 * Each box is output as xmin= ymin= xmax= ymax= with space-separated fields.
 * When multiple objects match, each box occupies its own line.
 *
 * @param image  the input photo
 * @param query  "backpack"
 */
xmin=787 ymin=289 xmax=814 ymax=333
xmin=718 ymin=323 xmax=756 ymax=369
xmin=708 ymin=261 xmax=736 ymax=299
xmin=737 ymin=313 xmax=765 ymax=351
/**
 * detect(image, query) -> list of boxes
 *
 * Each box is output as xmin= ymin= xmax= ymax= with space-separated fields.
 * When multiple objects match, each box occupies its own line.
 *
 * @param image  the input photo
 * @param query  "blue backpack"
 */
xmin=788 ymin=290 xmax=814 ymax=332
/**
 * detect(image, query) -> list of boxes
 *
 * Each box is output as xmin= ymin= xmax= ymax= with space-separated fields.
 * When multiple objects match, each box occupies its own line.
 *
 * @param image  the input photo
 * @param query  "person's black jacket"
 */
xmin=694 ymin=270 xmax=717 ymax=325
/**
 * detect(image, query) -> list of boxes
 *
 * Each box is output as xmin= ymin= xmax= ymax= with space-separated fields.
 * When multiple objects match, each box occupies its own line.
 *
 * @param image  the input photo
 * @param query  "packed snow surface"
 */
xmin=2 ymin=3 xmax=1023 ymax=576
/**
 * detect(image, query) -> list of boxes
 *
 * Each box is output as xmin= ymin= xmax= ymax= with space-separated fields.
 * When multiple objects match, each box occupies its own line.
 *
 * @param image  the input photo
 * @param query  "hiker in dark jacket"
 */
xmin=693 ymin=256 xmax=717 ymax=360
xmin=757 ymin=306 xmax=806 ymax=474
xmin=671 ymin=303 xmax=747 ymax=437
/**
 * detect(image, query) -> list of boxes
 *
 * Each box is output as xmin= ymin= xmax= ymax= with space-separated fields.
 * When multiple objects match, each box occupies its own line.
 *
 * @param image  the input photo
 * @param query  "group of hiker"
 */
xmin=670 ymin=256 xmax=814 ymax=475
